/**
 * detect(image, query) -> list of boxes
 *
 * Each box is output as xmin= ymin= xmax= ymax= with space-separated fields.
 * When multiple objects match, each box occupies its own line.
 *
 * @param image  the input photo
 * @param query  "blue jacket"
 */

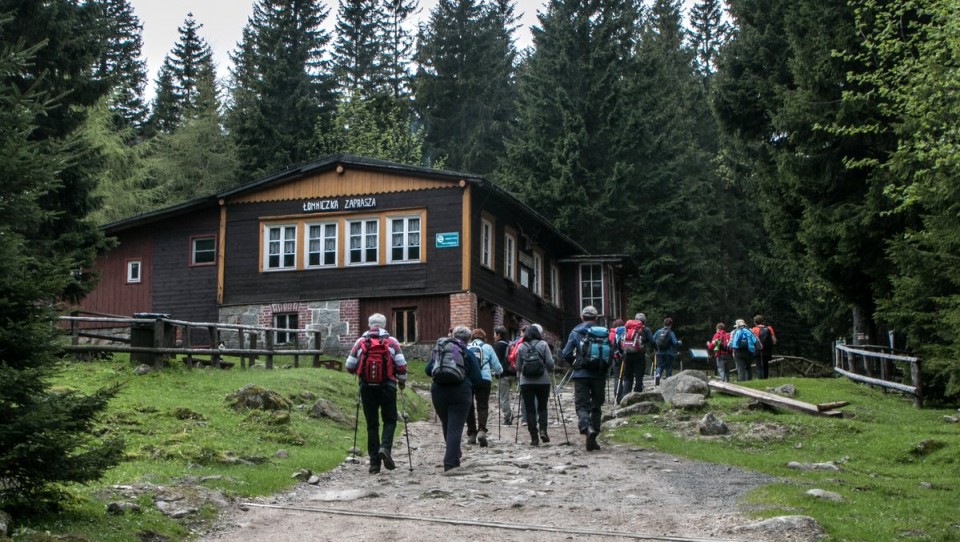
xmin=468 ymin=339 xmax=503 ymax=382
xmin=561 ymin=321 xmax=609 ymax=380
xmin=728 ymin=327 xmax=758 ymax=354
xmin=653 ymin=327 xmax=679 ymax=356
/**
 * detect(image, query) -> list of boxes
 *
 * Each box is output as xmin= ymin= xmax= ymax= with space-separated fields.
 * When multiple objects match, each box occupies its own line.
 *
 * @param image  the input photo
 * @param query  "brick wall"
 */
xmin=339 ymin=299 xmax=360 ymax=349
xmin=450 ymin=292 xmax=477 ymax=330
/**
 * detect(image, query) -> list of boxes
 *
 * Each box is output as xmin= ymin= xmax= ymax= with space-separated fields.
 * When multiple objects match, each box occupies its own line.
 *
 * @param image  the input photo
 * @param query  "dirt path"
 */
xmin=199 ymin=380 xmax=777 ymax=542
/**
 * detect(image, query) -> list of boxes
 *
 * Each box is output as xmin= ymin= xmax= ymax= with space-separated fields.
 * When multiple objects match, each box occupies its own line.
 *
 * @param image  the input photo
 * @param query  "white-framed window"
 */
xmin=533 ymin=252 xmax=543 ymax=297
xmin=504 ymin=232 xmax=516 ymax=281
xmin=347 ymin=218 xmax=379 ymax=265
xmin=274 ymin=312 xmax=298 ymax=344
xmin=389 ymin=216 xmax=421 ymax=263
xmin=550 ymin=264 xmax=561 ymax=306
xmin=264 ymin=224 xmax=297 ymax=270
xmin=126 ymin=259 xmax=141 ymax=284
xmin=191 ymin=235 xmax=216 ymax=266
xmin=580 ymin=263 xmax=604 ymax=315
xmin=306 ymin=222 xmax=338 ymax=268
xmin=480 ymin=218 xmax=493 ymax=269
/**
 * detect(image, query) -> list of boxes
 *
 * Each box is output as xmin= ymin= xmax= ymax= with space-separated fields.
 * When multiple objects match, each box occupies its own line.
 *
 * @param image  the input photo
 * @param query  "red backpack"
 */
xmin=357 ymin=335 xmax=395 ymax=384
xmin=622 ymin=320 xmax=644 ymax=353
xmin=506 ymin=338 xmax=523 ymax=372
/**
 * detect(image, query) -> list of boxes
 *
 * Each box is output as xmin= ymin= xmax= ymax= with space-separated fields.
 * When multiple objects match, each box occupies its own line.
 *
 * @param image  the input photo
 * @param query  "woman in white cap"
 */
xmin=728 ymin=319 xmax=759 ymax=381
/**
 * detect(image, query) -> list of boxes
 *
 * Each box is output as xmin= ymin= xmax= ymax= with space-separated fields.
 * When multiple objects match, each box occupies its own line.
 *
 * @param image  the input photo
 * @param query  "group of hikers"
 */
xmin=343 ymin=308 xmax=776 ymax=474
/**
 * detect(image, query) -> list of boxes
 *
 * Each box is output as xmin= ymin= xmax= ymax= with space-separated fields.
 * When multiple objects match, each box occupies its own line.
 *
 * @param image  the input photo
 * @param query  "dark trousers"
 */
xmin=520 ymin=383 xmax=550 ymax=436
xmin=756 ymin=352 xmax=772 ymax=379
xmin=573 ymin=377 xmax=605 ymax=435
xmin=466 ymin=379 xmax=492 ymax=435
xmin=431 ymin=381 xmax=473 ymax=470
xmin=655 ymin=353 xmax=675 ymax=380
xmin=360 ymin=383 xmax=398 ymax=462
xmin=734 ymin=350 xmax=753 ymax=381
xmin=617 ymin=351 xmax=646 ymax=403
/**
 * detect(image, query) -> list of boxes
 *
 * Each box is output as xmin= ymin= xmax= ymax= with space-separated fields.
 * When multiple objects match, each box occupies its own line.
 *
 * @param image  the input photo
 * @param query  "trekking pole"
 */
xmin=514 ymin=386 xmax=523 ymax=443
xmin=549 ymin=369 xmax=571 ymax=445
xmin=615 ymin=355 xmax=627 ymax=403
xmin=496 ymin=377 xmax=502 ymax=441
xmin=556 ymin=368 xmax=573 ymax=393
xmin=351 ymin=387 xmax=361 ymax=460
xmin=398 ymin=388 xmax=414 ymax=472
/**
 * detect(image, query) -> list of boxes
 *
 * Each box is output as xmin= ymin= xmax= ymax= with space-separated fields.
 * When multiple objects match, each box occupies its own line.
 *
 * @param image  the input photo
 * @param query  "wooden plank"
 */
xmin=708 ymin=380 xmax=828 ymax=416
xmin=816 ymin=401 xmax=850 ymax=412
xmin=836 ymin=344 xmax=918 ymax=363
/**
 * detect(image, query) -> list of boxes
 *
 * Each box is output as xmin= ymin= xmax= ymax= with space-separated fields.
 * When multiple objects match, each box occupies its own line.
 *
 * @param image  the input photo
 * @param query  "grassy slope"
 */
xmin=14 ymin=356 xmax=430 ymax=542
xmin=609 ymin=377 xmax=960 ymax=542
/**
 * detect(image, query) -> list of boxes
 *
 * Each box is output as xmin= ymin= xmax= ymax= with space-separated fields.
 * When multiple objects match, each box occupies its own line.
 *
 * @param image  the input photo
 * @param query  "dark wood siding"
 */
xmin=150 ymin=213 xmax=220 ymax=323
xmin=82 ymin=230 xmax=153 ymax=318
xmin=359 ymin=295 xmax=450 ymax=344
xmin=222 ymin=188 xmax=464 ymax=305
xmin=470 ymin=194 xmax=566 ymax=333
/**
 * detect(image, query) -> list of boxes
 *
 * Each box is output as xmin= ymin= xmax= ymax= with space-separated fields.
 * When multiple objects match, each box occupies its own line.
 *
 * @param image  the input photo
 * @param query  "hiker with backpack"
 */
xmin=616 ymin=313 xmax=654 ymax=404
xmin=345 ymin=313 xmax=408 ymax=474
xmin=707 ymin=322 xmax=733 ymax=382
xmin=561 ymin=306 xmax=612 ymax=451
xmin=425 ymin=325 xmax=483 ymax=472
xmin=751 ymin=315 xmax=778 ymax=379
xmin=652 ymin=317 xmax=680 ymax=386
xmin=465 ymin=328 xmax=503 ymax=447
xmin=515 ymin=324 xmax=555 ymax=446
xmin=493 ymin=326 xmax=516 ymax=426
xmin=728 ymin=318 xmax=759 ymax=381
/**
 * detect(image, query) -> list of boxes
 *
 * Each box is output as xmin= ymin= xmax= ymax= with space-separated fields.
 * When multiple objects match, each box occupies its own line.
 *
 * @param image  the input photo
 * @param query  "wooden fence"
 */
xmin=60 ymin=312 xmax=339 ymax=371
xmin=834 ymin=343 xmax=921 ymax=407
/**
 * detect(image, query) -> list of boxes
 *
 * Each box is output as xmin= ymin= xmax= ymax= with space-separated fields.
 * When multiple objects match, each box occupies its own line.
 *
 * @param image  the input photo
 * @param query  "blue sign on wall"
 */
xmin=435 ymin=232 xmax=460 ymax=248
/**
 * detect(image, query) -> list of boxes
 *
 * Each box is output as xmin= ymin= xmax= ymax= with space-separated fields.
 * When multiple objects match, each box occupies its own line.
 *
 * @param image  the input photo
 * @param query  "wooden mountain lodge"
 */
xmin=79 ymin=154 xmax=631 ymax=353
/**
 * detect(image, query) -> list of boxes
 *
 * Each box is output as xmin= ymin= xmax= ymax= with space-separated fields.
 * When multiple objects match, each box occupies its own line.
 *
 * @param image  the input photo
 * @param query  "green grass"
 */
xmin=11 ymin=355 xmax=431 ymax=542
xmin=608 ymin=377 xmax=960 ymax=542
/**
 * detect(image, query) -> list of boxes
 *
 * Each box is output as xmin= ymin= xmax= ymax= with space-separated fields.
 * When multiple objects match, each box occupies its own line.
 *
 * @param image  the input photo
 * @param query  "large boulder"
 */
xmin=309 ymin=398 xmax=352 ymax=426
xmin=733 ymin=515 xmax=825 ymax=541
xmin=660 ymin=371 xmax=710 ymax=404
xmin=614 ymin=401 xmax=661 ymax=417
xmin=226 ymin=384 xmax=292 ymax=411
xmin=670 ymin=393 xmax=707 ymax=410
xmin=698 ymin=412 xmax=729 ymax=435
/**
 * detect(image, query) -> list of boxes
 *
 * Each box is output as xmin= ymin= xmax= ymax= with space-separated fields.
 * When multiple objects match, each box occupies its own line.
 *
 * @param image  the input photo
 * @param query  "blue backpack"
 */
xmin=576 ymin=326 xmax=612 ymax=371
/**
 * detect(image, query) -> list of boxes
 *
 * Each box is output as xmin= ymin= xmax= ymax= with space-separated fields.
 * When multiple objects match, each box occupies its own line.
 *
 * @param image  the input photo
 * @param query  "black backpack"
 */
xmin=654 ymin=328 xmax=670 ymax=350
xmin=758 ymin=325 xmax=774 ymax=352
xmin=519 ymin=340 xmax=546 ymax=378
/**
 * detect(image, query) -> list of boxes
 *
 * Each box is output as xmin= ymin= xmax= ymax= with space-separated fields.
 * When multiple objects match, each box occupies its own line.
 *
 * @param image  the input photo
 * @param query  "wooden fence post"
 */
xmin=249 ymin=332 xmax=258 ymax=366
xmin=208 ymin=326 xmax=219 ymax=366
xmin=265 ymin=331 xmax=274 ymax=370
xmin=71 ymin=310 xmax=80 ymax=360
xmin=293 ymin=331 xmax=300 ymax=369
xmin=184 ymin=326 xmax=193 ymax=369
xmin=312 ymin=330 xmax=322 ymax=368
xmin=911 ymin=359 xmax=923 ymax=408
xmin=238 ymin=329 xmax=246 ymax=369
xmin=152 ymin=318 xmax=166 ymax=368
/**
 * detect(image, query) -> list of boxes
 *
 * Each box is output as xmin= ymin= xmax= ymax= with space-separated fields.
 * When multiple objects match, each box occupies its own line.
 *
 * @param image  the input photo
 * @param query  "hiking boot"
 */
xmin=467 ymin=434 xmax=477 ymax=445
xmin=654 ymin=376 xmax=660 ymax=387
xmin=477 ymin=431 xmax=488 ymax=448
xmin=369 ymin=461 xmax=381 ymax=474
xmin=504 ymin=414 xmax=513 ymax=426
xmin=530 ymin=432 xmax=540 ymax=446
xmin=539 ymin=430 xmax=550 ymax=444
xmin=586 ymin=430 xmax=600 ymax=451
xmin=378 ymin=448 xmax=396 ymax=471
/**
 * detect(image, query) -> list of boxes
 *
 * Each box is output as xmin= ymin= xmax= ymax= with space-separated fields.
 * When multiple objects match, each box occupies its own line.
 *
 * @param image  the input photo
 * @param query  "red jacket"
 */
xmin=708 ymin=330 xmax=731 ymax=358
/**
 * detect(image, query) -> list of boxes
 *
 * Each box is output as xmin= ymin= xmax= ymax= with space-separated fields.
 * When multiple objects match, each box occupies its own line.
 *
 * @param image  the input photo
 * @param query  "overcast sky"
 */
xmin=128 ymin=0 xmax=546 ymax=99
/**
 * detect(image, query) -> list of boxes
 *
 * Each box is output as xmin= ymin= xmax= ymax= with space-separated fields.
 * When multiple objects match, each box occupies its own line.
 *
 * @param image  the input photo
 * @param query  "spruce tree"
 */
xmin=93 ymin=0 xmax=149 ymax=133
xmin=333 ymin=0 xmax=387 ymax=95
xmin=688 ymin=0 xmax=730 ymax=78
xmin=380 ymin=0 xmax=418 ymax=98
xmin=0 ymin=6 xmax=123 ymax=510
xmin=147 ymin=13 xmax=218 ymax=135
xmin=414 ymin=0 xmax=518 ymax=174
xmin=498 ymin=0 xmax=637 ymax=250
xmin=227 ymin=0 xmax=336 ymax=176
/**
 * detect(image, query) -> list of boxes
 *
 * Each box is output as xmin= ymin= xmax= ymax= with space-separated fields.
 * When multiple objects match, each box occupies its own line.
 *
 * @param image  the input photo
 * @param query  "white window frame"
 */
xmin=305 ymin=221 xmax=338 ymax=268
xmin=550 ymin=264 xmax=561 ymax=306
xmin=347 ymin=217 xmax=379 ymax=266
xmin=480 ymin=218 xmax=493 ymax=269
xmin=504 ymin=232 xmax=516 ymax=281
xmin=580 ymin=263 xmax=604 ymax=315
xmin=126 ymin=259 xmax=141 ymax=284
xmin=264 ymin=224 xmax=298 ymax=271
xmin=533 ymin=252 xmax=543 ymax=297
xmin=388 ymin=215 xmax=421 ymax=264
